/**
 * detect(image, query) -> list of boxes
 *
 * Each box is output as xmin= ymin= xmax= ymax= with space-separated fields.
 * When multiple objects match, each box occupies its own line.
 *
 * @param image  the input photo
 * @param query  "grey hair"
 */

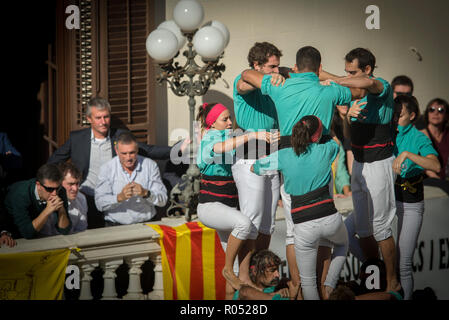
xmin=87 ymin=97 xmax=111 ymax=117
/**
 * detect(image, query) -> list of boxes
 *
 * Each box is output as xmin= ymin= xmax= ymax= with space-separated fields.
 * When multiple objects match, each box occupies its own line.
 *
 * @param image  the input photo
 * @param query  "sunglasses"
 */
xmin=39 ymin=182 xmax=61 ymax=193
xmin=394 ymin=91 xmax=412 ymax=96
xmin=428 ymin=106 xmax=446 ymax=114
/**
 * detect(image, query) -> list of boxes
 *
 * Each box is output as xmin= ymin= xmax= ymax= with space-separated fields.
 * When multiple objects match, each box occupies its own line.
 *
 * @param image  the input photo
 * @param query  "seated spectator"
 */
xmin=4 ymin=164 xmax=71 ymax=239
xmin=40 ymin=163 xmax=87 ymax=235
xmin=391 ymin=75 xmax=414 ymax=99
xmin=95 ymin=131 xmax=167 ymax=226
xmin=419 ymin=98 xmax=449 ymax=180
xmin=233 ymin=249 xmax=300 ymax=300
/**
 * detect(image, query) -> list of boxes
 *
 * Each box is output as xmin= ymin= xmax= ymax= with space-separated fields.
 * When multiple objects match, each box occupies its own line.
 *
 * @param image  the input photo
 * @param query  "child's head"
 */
xmin=394 ymin=95 xmax=420 ymax=127
xmin=291 ymin=115 xmax=323 ymax=155
xmin=197 ymin=103 xmax=232 ymax=130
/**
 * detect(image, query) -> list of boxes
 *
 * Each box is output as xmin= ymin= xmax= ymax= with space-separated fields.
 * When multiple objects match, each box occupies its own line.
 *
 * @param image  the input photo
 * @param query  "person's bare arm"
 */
xmin=238 ymin=285 xmax=275 ymax=300
xmin=213 ymin=131 xmax=279 ymax=154
xmin=319 ymin=70 xmax=342 ymax=81
xmin=236 ymin=78 xmax=257 ymax=95
xmin=336 ymin=76 xmax=384 ymax=95
xmin=393 ymin=153 xmax=441 ymax=175
xmin=240 ymin=70 xmax=285 ymax=90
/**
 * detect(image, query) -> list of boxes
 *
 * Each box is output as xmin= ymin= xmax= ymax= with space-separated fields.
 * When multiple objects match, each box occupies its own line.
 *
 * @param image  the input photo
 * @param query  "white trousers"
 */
xmin=293 ymin=212 xmax=348 ymax=300
xmin=351 ymin=156 xmax=396 ymax=241
xmin=232 ymin=158 xmax=280 ymax=235
xmin=396 ymin=200 xmax=424 ymax=300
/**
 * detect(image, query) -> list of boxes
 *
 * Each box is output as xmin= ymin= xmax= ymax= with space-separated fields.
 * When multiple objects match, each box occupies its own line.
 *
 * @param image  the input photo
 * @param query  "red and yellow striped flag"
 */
xmin=147 ymin=221 xmax=226 ymax=300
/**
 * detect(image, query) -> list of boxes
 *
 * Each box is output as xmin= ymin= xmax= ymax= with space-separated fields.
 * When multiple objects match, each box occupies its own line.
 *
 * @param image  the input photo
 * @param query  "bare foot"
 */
xmin=222 ymin=268 xmax=244 ymax=290
xmin=387 ymin=279 xmax=402 ymax=293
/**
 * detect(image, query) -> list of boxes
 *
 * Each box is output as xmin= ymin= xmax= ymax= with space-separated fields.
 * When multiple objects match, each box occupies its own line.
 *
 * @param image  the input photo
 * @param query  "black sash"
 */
xmin=350 ymin=122 xmax=394 ymax=163
xmin=199 ymin=174 xmax=238 ymax=207
xmin=394 ymin=174 xmax=424 ymax=203
xmin=290 ymin=185 xmax=337 ymax=224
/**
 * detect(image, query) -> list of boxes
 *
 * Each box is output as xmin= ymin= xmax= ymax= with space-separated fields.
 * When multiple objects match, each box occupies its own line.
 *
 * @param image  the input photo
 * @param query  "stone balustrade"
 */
xmin=0 ymin=217 xmax=186 ymax=300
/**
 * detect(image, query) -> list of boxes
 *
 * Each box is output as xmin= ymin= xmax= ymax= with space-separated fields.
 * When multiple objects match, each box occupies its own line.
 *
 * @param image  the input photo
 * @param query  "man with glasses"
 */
xmin=40 ymin=163 xmax=87 ymax=236
xmin=3 ymin=164 xmax=71 ymax=239
xmin=391 ymin=75 xmax=414 ymax=99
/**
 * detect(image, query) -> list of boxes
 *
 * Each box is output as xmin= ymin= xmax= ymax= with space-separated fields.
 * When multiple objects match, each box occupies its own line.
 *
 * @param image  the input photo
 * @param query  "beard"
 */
xmin=269 ymin=277 xmax=280 ymax=287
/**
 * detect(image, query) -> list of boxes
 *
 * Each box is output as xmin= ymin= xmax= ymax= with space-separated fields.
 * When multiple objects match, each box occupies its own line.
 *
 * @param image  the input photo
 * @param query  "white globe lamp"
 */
xmin=173 ymin=0 xmax=204 ymax=32
xmin=192 ymin=26 xmax=225 ymax=60
xmin=158 ymin=20 xmax=186 ymax=51
xmin=146 ymin=29 xmax=179 ymax=63
xmin=203 ymin=20 xmax=230 ymax=48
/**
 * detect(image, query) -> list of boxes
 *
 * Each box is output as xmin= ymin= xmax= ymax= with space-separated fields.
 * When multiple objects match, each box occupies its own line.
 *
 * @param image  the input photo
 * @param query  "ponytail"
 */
xmin=291 ymin=115 xmax=323 ymax=155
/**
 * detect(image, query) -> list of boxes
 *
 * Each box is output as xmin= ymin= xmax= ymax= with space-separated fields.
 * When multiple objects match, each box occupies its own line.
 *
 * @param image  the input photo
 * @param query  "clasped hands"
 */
xmin=117 ymin=182 xmax=148 ymax=202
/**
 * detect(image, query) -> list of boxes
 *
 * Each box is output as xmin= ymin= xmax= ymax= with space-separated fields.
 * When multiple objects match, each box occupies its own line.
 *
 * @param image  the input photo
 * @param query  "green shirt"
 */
xmin=394 ymin=123 xmax=438 ymax=178
xmin=4 ymin=178 xmax=71 ymax=239
xmin=349 ymin=77 xmax=394 ymax=125
xmin=260 ymin=72 xmax=352 ymax=136
xmin=254 ymin=139 xmax=339 ymax=195
xmin=233 ymin=74 xmax=279 ymax=131
xmin=196 ymin=129 xmax=234 ymax=176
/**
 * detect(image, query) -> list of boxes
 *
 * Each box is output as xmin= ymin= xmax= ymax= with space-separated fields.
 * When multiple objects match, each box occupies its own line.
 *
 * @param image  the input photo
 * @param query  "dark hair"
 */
xmin=116 ymin=131 xmax=137 ymax=145
xmin=36 ymin=163 xmax=63 ymax=184
xmin=424 ymin=98 xmax=449 ymax=126
xmin=58 ymin=162 xmax=82 ymax=181
xmin=196 ymin=103 xmax=219 ymax=129
xmin=247 ymin=42 xmax=282 ymax=68
xmin=391 ymin=75 xmax=414 ymax=93
xmin=249 ymin=250 xmax=281 ymax=284
xmin=291 ymin=115 xmax=321 ymax=155
xmin=278 ymin=66 xmax=292 ymax=79
xmin=329 ymin=284 xmax=356 ymax=300
xmin=345 ymin=48 xmax=376 ymax=75
xmin=295 ymin=46 xmax=321 ymax=73
xmin=394 ymin=95 xmax=420 ymax=123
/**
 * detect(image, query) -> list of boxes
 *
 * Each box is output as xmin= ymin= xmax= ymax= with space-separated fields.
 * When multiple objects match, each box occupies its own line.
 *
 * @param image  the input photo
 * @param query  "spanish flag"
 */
xmin=148 ymin=222 xmax=226 ymax=300
xmin=0 ymin=248 xmax=71 ymax=300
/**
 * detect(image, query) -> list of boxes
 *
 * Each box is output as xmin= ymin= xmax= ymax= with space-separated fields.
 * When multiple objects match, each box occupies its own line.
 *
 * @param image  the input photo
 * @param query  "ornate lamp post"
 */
xmin=146 ymin=0 xmax=229 ymax=221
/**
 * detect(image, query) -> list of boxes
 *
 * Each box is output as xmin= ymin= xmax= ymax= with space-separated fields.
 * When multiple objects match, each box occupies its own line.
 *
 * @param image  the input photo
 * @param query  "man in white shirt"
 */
xmin=40 ymin=163 xmax=88 ymax=235
xmin=95 ymin=131 xmax=167 ymax=226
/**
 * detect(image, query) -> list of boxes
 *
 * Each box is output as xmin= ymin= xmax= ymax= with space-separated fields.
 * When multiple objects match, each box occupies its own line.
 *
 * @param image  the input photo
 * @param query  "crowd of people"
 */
xmin=1 ymin=41 xmax=448 ymax=301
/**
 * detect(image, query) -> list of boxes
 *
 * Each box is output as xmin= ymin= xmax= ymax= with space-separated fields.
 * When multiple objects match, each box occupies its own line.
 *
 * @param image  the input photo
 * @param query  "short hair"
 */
xmin=345 ymin=48 xmax=376 ymax=75
xmin=36 ymin=163 xmax=63 ymax=184
xmin=116 ymin=131 xmax=137 ymax=145
xmin=247 ymin=42 xmax=282 ymax=68
xmin=424 ymin=97 xmax=449 ymax=126
xmin=295 ymin=46 xmax=321 ymax=73
xmin=249 ymin=249 xmax=281 ymax=283
xmin=58 ymin=162 xmax=82 ymax=181
xmin=394 ymin=95 xmax=420 ymax=123
xmin=329 ymin=284 xmax=356 ymax=300
xmin=87 ymin=97 xmax=111 ymax=117
xmin=391 ymin=75 xmax=414 ymax=93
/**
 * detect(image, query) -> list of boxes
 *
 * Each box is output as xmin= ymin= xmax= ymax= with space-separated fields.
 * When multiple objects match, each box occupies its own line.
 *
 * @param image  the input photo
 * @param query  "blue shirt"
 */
xmin=349 ymin=77 xmax=394 ymax=125
xmin=260 ymin=72 xmax=352 ymax=136
xmin=95 ymin=155 xmax=168 ymax=224
xmin=254 ymin=139 xmax=339 ymax=195
xmin=196 ymin=129 xmax=235 ymax=176
xmin=394 ymin=123 xmax=438 ymax=178
xmin=233 ymin=74 xmax=279 ymax=131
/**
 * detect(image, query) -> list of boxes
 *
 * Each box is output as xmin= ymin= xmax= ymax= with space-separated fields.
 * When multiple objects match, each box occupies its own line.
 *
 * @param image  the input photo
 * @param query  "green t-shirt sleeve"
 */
xmin=253 ymin=151 xmax=280 ymax=175
xmin=372 ymin=77 xmax=391 ymax=100
xmin=260 ymin=74 xmax=282 ymax=101
xmin=417 ymin=131 xmax=439 ymax=157
xmin=330 ymin=83 xmax=352 ymax=106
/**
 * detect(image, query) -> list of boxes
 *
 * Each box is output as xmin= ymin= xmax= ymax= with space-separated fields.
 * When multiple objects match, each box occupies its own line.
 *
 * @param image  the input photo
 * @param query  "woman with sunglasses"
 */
xmin=392 ymin=95 xmax=440 ymax=300
xmin=196 ymin=102 xmax=278 ymax=298
xmin=420 ymin=98 xmax=449 ymax=180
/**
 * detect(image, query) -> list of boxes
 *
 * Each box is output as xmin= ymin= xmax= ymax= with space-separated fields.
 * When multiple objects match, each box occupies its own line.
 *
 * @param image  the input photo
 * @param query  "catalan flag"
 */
xmin=148 ymin=221 xmax=226 ymax=300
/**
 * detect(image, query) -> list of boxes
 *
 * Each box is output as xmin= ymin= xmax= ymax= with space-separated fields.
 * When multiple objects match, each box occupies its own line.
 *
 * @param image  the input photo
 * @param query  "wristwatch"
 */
xmin=143 ymin=190 xmax=151 ymax=199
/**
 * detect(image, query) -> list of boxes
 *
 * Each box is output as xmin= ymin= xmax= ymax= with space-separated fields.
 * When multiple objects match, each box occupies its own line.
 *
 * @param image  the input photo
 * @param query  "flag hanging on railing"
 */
xmin=148 ymin=221 xmax=226 ymax=300
xmin=0 ymin=248 xmax=71 ymax=300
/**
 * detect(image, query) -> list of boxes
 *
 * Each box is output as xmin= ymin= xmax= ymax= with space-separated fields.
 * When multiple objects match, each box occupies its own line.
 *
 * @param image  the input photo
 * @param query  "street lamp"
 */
xmin=146 ymin=0 xmax=229 ymax=221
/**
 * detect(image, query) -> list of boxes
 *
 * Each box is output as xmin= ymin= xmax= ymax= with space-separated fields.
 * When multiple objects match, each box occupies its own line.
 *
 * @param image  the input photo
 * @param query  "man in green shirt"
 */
xmin=320 ymin=48 xmax=400 ymax=293
xmin=4 ymin=163 xmax=71 ymax=239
